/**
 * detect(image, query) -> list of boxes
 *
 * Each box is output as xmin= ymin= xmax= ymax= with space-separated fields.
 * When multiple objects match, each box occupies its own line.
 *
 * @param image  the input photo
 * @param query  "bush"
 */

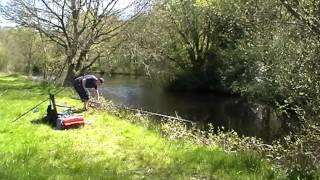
xmin=98 ymin=97 xmax=320 ymax=178
xmin=269 ymin=124 xmax=320 ymax=179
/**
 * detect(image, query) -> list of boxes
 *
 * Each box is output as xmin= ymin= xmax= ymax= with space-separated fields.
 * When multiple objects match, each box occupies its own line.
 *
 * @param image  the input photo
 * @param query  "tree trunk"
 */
xmin=27 ymin=52 xmax=33 ymax=76
xmin=63 ymin=64 xmax=76 ymax=86
xmin=264 ymin=107 xmax=271 ymax=143
xmin=26 ymin=59 xmax=32 ymax=76
xmin=43 ymin=62 xmax=47 ymax=80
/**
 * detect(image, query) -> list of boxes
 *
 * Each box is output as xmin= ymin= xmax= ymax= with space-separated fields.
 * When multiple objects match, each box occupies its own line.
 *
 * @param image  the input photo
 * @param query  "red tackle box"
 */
xmin=56 ymin=116 xmax=85 ymax=129
xmin=63 ymin=116 xmax=85 ymax=128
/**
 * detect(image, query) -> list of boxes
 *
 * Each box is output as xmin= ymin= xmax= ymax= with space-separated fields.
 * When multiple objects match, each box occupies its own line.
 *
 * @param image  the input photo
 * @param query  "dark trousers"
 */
xmin=73 ymin=79 xmax=89 ymax=102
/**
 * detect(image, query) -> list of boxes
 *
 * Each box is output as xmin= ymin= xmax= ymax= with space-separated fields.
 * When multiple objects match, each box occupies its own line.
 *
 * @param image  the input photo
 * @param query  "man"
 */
xmin=73 ymin=75 xmax=104 ymax=110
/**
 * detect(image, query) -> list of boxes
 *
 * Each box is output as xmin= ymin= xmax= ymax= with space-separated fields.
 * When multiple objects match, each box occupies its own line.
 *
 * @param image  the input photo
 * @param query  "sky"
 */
xmin=0 ymin=0 xmax=14 ymax=27
xmin=0 ymin=0 xmax=135 ymax=27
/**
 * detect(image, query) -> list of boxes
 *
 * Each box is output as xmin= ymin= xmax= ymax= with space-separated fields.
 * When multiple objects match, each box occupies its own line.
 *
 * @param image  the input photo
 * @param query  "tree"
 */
xmin=280 ymin=0 xmax=320 ymax=35
xmin=118 ymin=0 xmax=249 ymax=90
xmin=12 ymin=28 xmax=36 ymax=75
xmin=0 ymin=28 xmax=39 ymax=73
xmin=0 ymin=0 xmax=149 ymax=85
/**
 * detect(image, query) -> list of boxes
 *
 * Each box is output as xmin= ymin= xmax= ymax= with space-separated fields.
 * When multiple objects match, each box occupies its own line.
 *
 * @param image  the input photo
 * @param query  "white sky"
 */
xmin=0 ymin=0 xmax=135 ymax=27
xmin=0 ymin=0 xmax=13 ymax=27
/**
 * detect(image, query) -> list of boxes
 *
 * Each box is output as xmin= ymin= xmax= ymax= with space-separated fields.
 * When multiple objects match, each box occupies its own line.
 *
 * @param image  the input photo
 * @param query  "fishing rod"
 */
xmin=12 ymin=88 xmax=65 ymax=122
xmin=71 ymin=96 xmax=194 ymax=124
xmin=111 ymin=104 xmax=195 ymax=124
xmin=0 ymin=89 xmax=8 ymax=97
xmin=84 ymin=97 xmax=195 ymax=124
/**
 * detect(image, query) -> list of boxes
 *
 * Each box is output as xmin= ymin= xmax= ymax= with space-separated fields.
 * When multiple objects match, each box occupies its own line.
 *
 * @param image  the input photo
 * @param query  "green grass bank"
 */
xmin=0 ymin=74 xmax=283 ymax=179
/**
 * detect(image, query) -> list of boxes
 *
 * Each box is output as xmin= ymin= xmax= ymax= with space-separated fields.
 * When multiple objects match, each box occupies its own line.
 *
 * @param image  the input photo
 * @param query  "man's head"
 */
xmin=96 ymin=77 xmax=104 ymax=85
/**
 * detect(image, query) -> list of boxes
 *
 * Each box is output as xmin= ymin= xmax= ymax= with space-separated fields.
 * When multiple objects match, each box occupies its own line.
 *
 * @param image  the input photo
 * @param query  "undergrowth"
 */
xmin=98 ymin=97 xmax=320 ymax=179
xmin=0 ymin=73 xmax=293 ymax=179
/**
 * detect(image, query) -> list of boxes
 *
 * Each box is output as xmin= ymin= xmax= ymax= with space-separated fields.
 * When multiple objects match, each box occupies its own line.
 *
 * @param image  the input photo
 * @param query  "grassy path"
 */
xmin=0 ymin=74 xmax=283 ymax=179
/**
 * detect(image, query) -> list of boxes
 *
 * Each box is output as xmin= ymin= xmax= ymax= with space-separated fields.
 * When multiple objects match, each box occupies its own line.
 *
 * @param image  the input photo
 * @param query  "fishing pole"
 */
xmin=12 ymin=87 xmax=65 ymax=122
xmin=83 ymin=96 xmax=194 ymax=124
xmin=72 ymin=96 xmax=194 ymax=124
xmin=0 ymin=89 xmax=8 ymax=97
xmin=112 ymin=104 xmax=194 ymax=124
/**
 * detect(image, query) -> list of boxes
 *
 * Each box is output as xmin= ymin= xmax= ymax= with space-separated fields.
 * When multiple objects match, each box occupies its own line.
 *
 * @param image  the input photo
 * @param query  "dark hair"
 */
xmin=98 ymin=78 xmax=104 ymax=83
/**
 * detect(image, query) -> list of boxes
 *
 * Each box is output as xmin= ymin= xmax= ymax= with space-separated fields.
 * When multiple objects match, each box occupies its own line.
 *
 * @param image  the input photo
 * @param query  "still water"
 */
xmin=100 ymin=75 xmax=282 ymax=141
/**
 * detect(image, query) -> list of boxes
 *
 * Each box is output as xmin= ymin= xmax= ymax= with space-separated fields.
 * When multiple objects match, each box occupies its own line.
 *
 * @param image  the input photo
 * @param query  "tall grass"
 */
xmin=0 ymin=74 xmax=283 ymax=179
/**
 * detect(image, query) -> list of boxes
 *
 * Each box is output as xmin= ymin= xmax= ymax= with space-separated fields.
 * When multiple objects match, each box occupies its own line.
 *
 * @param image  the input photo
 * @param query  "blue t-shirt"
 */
xmin=80 ymin=75 xmax=98 ymax=89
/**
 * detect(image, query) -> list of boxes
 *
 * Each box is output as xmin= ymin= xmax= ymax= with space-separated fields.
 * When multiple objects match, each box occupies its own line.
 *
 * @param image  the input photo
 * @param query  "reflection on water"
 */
xmin=100 ymin=75 xmax=283 ymax=141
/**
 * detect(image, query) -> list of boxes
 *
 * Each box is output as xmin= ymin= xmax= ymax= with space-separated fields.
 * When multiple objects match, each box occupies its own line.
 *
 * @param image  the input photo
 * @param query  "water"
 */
xmin=100 ymin=75 xmax=283 ymax=141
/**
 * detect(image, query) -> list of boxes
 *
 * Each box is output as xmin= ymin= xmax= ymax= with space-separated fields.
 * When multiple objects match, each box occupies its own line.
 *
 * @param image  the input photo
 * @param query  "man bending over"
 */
xmin=73 ymin=75 xmax=104 ymax=110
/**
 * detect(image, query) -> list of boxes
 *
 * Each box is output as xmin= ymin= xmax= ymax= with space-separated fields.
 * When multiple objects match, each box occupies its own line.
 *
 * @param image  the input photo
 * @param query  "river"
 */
xmin=99 ymin=75 xmax=283 ymax=141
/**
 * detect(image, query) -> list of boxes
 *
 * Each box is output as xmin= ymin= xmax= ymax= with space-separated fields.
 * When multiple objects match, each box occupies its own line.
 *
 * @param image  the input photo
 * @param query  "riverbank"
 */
xmin=0 ymin=73 xmax=283 ymax=179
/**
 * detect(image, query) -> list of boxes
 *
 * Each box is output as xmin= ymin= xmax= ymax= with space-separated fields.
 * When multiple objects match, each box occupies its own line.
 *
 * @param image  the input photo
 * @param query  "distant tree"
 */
xmin=0 ymin=0 xmax=149 ymax=85
xmin=118 ymin=0 xmax=249 ymax=88
xmin=12 ymin=28 xmax=36 ymax=75
xmin=0 ymin=28 xmax=38 ymax=73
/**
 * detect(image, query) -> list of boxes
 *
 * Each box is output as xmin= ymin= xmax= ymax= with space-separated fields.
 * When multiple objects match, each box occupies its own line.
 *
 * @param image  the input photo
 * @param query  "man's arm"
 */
xmin=96 ymin=89 xmax=100 ymax=101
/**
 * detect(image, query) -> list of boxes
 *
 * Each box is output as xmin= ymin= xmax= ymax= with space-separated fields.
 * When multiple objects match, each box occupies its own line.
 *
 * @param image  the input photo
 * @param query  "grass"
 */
xmin=0 ymin=73 xmax=284 ymax=179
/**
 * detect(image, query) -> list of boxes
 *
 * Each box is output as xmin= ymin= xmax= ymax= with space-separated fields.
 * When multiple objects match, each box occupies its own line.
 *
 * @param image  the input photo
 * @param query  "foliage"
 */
xmin=103 ymin=99 xmax=320 ymax=179
xmin=0 ymin=28 xmax=36 ymax=73
xmin=0 ymin=73 xmax=284 ymax=179
xmin=95 ymin=86 xmax=320 ymax=179
xmin=2 ymin=0 xmax=320 ymax=176
xmin=0 ymin=28 xmax=65 ymax=81
xmin=116 ymin=0 xmax=250 ymax=90
xmin=268 ymin=123 xmax=320 ymax=179
xmin=1 ymin=0 xmax=320 ymax=121
xmin=0 ymin=0 xmax=150 ymax=85
xmin=110 ymin=0 xmax=320 ymax=132
xmin=218 ymin=0 xmax=320 ymax=127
